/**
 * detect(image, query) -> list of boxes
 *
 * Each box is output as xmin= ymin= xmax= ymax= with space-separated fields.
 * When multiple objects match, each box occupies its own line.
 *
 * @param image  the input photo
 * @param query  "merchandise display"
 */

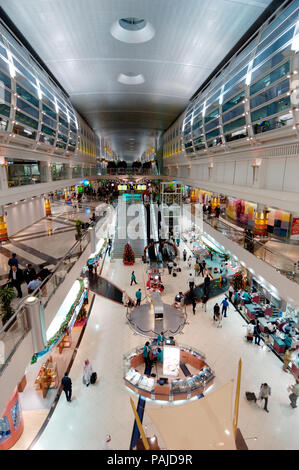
xmin=35 ymin=356 xmax=58 ymax=398
xmin=123 ymin=344 xmax=214 ymax=401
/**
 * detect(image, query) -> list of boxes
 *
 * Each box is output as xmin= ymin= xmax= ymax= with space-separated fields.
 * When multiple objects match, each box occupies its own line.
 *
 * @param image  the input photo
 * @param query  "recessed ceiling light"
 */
xmin=118 ymin=73 xmax=145 ymax=85
xmin=111 ymin=17 xmax=155 ymax=43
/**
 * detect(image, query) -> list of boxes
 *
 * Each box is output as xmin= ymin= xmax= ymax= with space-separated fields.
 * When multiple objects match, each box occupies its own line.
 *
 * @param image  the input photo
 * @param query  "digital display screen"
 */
xmin=163 ymin=346 xmax=180 ymax=377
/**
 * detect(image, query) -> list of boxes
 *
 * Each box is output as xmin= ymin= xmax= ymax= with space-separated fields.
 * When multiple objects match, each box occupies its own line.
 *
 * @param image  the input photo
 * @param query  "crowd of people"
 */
xmin=7 ymin=253 xmax=51 ymax=299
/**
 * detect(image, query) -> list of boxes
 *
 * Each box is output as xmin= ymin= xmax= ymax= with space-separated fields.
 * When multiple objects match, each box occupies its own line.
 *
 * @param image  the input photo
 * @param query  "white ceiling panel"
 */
xmin=0 ymin=0 xmax=272 ymax=158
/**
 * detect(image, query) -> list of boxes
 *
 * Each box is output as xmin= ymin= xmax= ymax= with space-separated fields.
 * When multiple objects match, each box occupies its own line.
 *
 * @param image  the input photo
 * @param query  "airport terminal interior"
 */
xmin=1 ymin=0 xmax=299 ymax=451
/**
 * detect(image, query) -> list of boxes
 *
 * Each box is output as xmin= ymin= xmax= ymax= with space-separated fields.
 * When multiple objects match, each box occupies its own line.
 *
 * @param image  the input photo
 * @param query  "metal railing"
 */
xmin=204 ymin=214 xmax=299 ymax=283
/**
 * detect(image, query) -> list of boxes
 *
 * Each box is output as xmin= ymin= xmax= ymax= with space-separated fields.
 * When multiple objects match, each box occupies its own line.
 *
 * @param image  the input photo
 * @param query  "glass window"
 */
xmin=257 ymin=10 xmax=298 ymax=56
xmin=16 ymin=84 xmax=39 ymax=108
xmin=194 ymin=143 xmax=205 ymax=151
xmin=224 ymin=66 xmax=248 ymax=92
xmin=13 ymin=122 xmax=37 ymax=139
xmin=58 ymin=123 xmax=68 ymax=136
xmin=193 ymin=127 xmax=203 ymax=138
xmin=253 ymin=27 xmax=295 ymax=69
xmin=67 ymin=145 xmax=75 ymax=152
xmin=193 ymin=136 xmax=204 ymax=145
xmin=0 ymin=116 xmax=8 ymax=130
xmin=222 ymin=91 xmax=245 ymax=113
xmin=42 ymin=114 xmax=56 ymax=129
xmin=0 ymin=43 xmax=7 ymax=59
xmin=0 ymin=57 xmax=10 ymax=77
xmin=260 ymin=2 xmax=299 ymax=41
xmin=251 ymin=96 xmax=290 ymax=122
xmin=225 ymin=127 xmax=247 ymax=142
xmin=222 ymin=104 xmax=244 ymax=123
xmin=0 ymin=103 xmax=10 ymax=117
xmin=192 ymin=119 xmax=202 ymax=130
xmin=58 ymin=133 xmax=68 ymax=143
xmin=250 ymin=62 xmax=290 ymax=95
xmin=41 ymin=124 xmax=56 ymax=137
xmin=15 ymin=110 xmax=38 ymax=129
xmin=59 ymin=116 xmax=69 ymax=128
xmin=223 ymin=116 xmax=246 ymax=133
xmin=185 ymin=148 xmax=194 ymax=154
xmin=39 ymin=133 xmax=54 ymax=145
xmin=250 ymin=79 xmax=289 ymax=109
xmin=252 ymin=111 xmax=293 ymax=134
xmin=205 ymin=118 xmax=219 ymax=132
xmin=70 ymin=124 xmax=77 ymax=134
xmin=56 ymin=140 xmax=66 ymax=149
xmin=205 ymin=107 xmax=219 ymax=123
xmin=251 ymin=49 xmax=289 ymax=83
xmin=42 ymin=103 xmax=56 ymax=120
xmin=0 ymin=62 xmax=11 ymax=88
xmin=206 ymin=88 xmax=221 ymax=107
xmin=13 ymin=58 xmax=35 ymax=84
xmin=40 ymin=84 xmax=54 ymax=102
xmin=17 ymin=98 xmax=39 ymax=119
xmin=184 ymin=141 xmax=193 ymax=148
xmin=206 ymin=128 xmax=220 ymax=140
xmin=0 ymin=88 xmax=11 ymax=104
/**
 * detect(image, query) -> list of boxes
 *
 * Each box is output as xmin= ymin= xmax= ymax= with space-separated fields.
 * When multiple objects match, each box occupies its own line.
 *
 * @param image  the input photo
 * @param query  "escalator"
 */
xmin=145 ymin=203 xmax=157 ymax=261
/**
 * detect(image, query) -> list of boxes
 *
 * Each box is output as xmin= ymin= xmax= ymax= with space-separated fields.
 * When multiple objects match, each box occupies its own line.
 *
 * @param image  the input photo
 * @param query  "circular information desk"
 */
xmin=123 ymin=344 xmax=215 ymax=401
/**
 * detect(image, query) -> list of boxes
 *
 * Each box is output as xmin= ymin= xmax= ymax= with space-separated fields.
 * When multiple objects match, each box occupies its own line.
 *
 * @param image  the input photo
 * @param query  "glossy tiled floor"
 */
xmin=30 ymin=249 xmax=299 ymax=450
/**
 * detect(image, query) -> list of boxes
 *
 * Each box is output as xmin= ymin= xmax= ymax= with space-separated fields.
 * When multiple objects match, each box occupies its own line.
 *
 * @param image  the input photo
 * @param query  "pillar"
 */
xmin=254 ymin=203 xmax=268 ymax=235
xmin=24 ymin=296 xmax=47 ymax=354
xmin=0 ymin=158 xmax=8 ymax=191
xmin=39 ymin=161 xmax=52 ymax=183
xmin=44 ymin=195 xmax=52 ymax=216
xmin=0 ymin=205 xmax=8 ymax=241
xmin=88 ymin=226 xmax=96 ymax=254
xmin=66 ymin=165 xmax=73 ymax=180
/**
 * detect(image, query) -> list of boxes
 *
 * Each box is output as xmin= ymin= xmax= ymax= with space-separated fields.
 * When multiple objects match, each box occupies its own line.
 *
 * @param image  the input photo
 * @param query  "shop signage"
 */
xmin=291 ymin=218 xmax=299 ymax=235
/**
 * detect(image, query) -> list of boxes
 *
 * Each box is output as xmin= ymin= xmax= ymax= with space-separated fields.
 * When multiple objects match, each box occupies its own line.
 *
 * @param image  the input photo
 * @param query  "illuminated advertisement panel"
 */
xmin=163 ymin=346 xmax=180 ymax=377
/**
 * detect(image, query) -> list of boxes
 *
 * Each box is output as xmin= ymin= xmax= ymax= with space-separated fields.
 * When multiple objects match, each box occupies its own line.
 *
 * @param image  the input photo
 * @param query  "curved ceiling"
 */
xmin=0 ymin=0 xmax=272 ymax=160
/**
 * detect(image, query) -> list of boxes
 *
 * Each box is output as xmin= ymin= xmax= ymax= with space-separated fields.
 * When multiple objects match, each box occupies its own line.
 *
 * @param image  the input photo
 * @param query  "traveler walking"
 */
xmin=192 ymin=296 xmax=197 ymax=315
xmin=215 ymin=205 xmax=221 ymax=218
xmin=136 ymin=288 xmax=142 ymax=307
xmin=258 ymin=383 xmax=271 ymax=412
xmin=23 ymin=264 xmax=36 ymax=284
xmin=221 ymin=297 xmax=229 ymax=317
xmin=254 ymin=320 xmax=262 ymax=345
xmin=61 ymin=372 xmax=72 ymax=402
xmin=288 ymin=377 xmax=299 ymax=408
xmin=202 ymin=259 xmax=206 ymax=274
xmin=8 ymin=253 xmax=19 ymax=268
xmin=194 ymin=262 xmax=200 ymax=277
xmin=199 ymin=261 xmax=205 ymax=277
xmin=83 ymin=359 xmax=93 ymax=387
xmin=8 ymin=265 xmax=23 ymax=298
xmin=201 ymin=293 xmax=208 ymax=312
xmin=130 ymin=271 xmax=137 ymax=286
xmin=187 ymin=256 xmax=192 ymax=270
xmin=204 ymin=274 xmax=211 ymax=295
xmin=168 ymin=260 xmax=174 ymax=275
xmin=228 ymin=285 xmax=234 ymax=302
xmin=183 ymin=249 xmax=187 ymax=262
xmin=213 ymin=303 xmax=220 ymax=322
xmin=189 ymin=273 xmax=195 ymax=291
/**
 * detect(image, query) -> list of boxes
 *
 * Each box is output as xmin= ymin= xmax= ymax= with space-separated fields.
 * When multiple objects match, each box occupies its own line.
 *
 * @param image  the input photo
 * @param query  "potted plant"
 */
xmin=74 ymin=219 xmax=83 ymax=240
xmin=0 ymin=285 xmax=17 ymax=329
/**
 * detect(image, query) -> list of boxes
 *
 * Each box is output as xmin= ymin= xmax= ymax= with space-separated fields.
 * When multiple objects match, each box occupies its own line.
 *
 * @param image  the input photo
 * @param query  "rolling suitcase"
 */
xmin=245 ymin=391 xmax=256 ymax=402
xmin=90 ymin=372 xmax=97 ymax=384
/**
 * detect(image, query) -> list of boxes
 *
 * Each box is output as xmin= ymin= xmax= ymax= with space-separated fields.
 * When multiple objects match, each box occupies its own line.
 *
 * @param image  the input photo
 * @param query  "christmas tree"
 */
xmin=232 ymin=271 xmax=244 ymax=291
xmin=123 ymin=243 xmax=135 ymax=265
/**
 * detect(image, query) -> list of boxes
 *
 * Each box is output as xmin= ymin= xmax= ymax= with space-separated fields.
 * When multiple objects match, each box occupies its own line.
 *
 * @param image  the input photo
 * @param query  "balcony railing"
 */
xmin=203 ymin=214 xmax=299 ymax=284
xmin=101 ymin=167 xmax=159 ymax=176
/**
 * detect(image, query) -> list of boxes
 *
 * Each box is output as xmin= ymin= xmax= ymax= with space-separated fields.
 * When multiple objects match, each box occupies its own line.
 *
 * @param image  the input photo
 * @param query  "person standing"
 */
xmin=283 ymin=348 xmax=294 ymax=372
xmin=168 ymin=260 xmax=173 ymax=275
xmin=221 ymin=297 xmax=229 ymax=317
xmin=199 ymin=261 xmax=204 ymax=277
xmin=142 ymin=342 xmax=152 ymax=369
xmin=83 ymin=359 xmax=93 ymax=387
xmin=157 ymin=331 xmax=166 ymax=346
xmin=23 ymin=264 xmax=36 ymax=284
xmin=130 ymin=271 xmax=137 ymax=286
xmin=189 ymin=273 xmax=195 ymax=291
xmin=194 ymin=261 xmax=200 ymax=277
xmin=254 ymin=320 xmax=262 ymax=346
xmin=215 ymin=205 xmax=221 ymax=218
xmin=258 ymin=383 xmax=271 ymax=412
xmin=228 ymin=285 xmax=234 ymax=302
xmin=61 ymin=372 xmax=72 ymax=402
xmin=135 ymin=288 xmax=142 ymax=307
xmin=8 ymin=253 xmax=19 ymax=269
xmin=201 ymin=293 xmax=208 ymax=312
xmin=187 ymin=256 xmax=192 ymax=270
xmin=202 ymin=259 xmax=206 ymax=274
xmin=8 ymin=265 xmax=23 ymax=298
xmin=289 ymin=377 xmax=299 ymax=408
xmin=183 ymin=249 xmax=187 ymax=262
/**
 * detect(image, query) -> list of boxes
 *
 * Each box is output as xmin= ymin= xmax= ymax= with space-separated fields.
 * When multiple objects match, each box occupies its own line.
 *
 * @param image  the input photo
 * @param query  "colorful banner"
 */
xmin=291 ymin=218 xmax=299 ymax=235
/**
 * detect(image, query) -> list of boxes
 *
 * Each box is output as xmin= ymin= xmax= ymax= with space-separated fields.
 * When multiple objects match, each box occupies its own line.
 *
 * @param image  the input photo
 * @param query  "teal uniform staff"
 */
xmin=157 ymin=331 xmax=166 ymax=345
xmin=157 ymin=348 xmax=163 ymax=363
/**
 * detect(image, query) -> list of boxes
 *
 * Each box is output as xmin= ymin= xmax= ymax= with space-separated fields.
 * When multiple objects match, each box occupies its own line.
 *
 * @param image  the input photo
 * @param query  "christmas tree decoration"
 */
xmin=123 ymin=243 xmax=135 ymax=265
xmin=232 ymin=271 xmax=244 ymax=291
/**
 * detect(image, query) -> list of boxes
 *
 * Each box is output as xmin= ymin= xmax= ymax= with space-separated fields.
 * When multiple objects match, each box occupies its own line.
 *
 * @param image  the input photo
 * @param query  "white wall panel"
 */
xmin=223 ymin=161 xmax=235 ymax=185
xmin=234 ymin=161 xmax=248 ymax=186
xmin=283 ymin=158 xmax=299 ymax=193
xmin=5 ymin=196 xmax=45 ymax=237
xmin=263 ymin=158 xmax=285 ymax=191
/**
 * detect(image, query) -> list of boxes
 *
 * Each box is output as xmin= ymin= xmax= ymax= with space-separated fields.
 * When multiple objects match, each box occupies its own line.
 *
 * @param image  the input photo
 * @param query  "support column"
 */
xmin=254 ymin=203 xmax=268 ymax=235
xmin=66 ymin=164 xmax=73 ymax=180
xmin=0 ymin=205 xmax=8 ymax=241
xmin=88 ymin=226 xmax=96 ymax=254
xmin=24 ymin=296 xmax=47 ymax=354
xmin=44 ymin=195 xmax=52 ymax=216
xmin=0 ymin=158 xmax=8 ymax=191
xmin=39 ymin=161 xmax=52 ymax=183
